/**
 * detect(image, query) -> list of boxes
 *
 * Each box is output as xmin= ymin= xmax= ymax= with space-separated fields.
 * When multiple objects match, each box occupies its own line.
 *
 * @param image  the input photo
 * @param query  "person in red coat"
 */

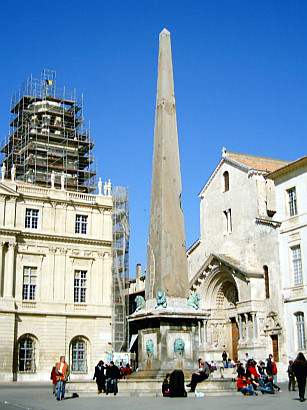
xmin=50 ymin=366 xmax=57 ymax=395
xmin=237 ymin=374 xmax=258 ymax=396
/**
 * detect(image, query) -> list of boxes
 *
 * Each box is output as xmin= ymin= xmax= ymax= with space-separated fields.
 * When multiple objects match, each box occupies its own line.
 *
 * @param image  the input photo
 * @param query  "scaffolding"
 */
xmin=1 ymin=69 xmax=96 ymax=192
xmin=112 ymin=186 xmax=130 ymax=352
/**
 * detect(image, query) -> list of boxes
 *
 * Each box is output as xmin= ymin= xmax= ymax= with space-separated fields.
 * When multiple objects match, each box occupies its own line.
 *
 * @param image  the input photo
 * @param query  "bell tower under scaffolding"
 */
xmin=1 ymin=69 xmax=96 ymax=192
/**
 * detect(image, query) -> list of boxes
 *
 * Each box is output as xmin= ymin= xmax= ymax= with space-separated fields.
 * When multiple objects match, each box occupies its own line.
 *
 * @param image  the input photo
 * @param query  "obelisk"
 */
xmin=145 ymin=28 xmax=189 ymax=300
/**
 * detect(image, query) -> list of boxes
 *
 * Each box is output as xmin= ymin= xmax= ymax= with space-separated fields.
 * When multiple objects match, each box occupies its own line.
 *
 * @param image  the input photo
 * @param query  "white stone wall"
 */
xmin=272 ymin=165 xmax=307 ymax=360
xmin=0 ymin=180 xmax=113 ymax=381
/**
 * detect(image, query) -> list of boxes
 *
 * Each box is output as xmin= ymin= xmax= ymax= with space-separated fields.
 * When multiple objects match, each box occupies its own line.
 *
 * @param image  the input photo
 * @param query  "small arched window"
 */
xmin=223 ymin=171 xmax=229 ymax=192
xmin=295 ymin=312 xmax=306 ymax=350
xmin=19 ymin=336 xmax=36 ymax=372
xmin=263 ymin=265 xmax=270 ymax=299
xmin=71 ymin=338 xmax=87 ymax=372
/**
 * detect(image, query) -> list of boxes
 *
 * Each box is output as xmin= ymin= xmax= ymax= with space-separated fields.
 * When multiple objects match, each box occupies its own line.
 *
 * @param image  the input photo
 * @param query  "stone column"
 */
xmin=251 ymin=312 xmax=257 ymax=339
xmin=244 ymin=313 xmax=249 ymax=341
xmin=4 ymin=242 xmax=16 ymax=298
xmin=0 ymin=242 xmax=4 ymax=296
xmin=204 ymin=319 xmax=208 ymax=345
xmin=238 ymin=315 xmax=243 ymax=340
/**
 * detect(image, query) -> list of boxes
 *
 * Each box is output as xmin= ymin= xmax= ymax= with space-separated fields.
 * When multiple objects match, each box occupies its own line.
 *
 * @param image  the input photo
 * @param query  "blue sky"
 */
xmin=0 ymin=1 xmax=306 ymax=277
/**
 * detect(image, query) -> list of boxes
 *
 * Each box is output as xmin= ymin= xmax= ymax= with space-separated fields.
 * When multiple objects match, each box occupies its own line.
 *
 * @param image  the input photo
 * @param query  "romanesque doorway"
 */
xmin=231 ymin=318 xmax=239 ymax=362
xmin=271 ymin=335 xmax=279 ymax=362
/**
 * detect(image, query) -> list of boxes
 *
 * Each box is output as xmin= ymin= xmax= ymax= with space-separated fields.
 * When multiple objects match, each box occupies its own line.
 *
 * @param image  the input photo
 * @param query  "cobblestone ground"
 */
xmin=0 ymin=382 xmax=304 ymax=410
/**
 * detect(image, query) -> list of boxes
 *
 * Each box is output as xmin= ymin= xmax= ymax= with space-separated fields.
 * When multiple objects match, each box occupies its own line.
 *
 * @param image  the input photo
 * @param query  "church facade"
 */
xmin=0 ymin=177 xmax=113 ymax=381
xmin=187 ymin=149 xmax=292 ymax=367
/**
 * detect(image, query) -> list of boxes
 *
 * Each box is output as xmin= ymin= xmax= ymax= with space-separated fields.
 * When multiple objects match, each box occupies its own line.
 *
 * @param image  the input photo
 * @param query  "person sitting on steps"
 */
xmin=186 ymin=358 xmax=210 ymax=393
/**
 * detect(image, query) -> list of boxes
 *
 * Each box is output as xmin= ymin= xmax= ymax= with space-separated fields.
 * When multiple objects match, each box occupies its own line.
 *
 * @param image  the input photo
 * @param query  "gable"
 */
xmin=0 ymin=182 xmax=19 ymax=197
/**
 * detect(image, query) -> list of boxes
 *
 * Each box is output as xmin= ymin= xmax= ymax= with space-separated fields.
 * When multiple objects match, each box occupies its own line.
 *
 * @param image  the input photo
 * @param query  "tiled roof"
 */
xmin=226 ymin=151 xmax=291 ymax=172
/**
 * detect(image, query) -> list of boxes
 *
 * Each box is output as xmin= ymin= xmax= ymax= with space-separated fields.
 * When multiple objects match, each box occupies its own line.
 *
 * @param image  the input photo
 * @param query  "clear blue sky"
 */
xmin=0 ymin=1 xmax=306 ymax=277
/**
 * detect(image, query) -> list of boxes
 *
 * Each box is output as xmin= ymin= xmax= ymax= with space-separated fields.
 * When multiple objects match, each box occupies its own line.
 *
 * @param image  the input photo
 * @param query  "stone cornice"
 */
xmin=20 ymin=231 xmax=111 ymax=246
xmin=255 ymin=217 xmax=281 ymax=228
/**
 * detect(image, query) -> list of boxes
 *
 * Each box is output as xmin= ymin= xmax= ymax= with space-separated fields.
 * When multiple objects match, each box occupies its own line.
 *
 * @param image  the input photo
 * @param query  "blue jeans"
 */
xmin=240 ymin=385 xmax=256 ymax=395
xmin=57 ymin=380 xmax=66 ymax=399
xmin=107 ymin=378 xmax=118 ymax=394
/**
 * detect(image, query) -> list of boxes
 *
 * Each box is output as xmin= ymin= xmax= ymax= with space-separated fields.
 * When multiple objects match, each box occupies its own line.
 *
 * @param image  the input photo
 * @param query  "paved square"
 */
xmin=0 ymin=382 xmax=304 ymax=410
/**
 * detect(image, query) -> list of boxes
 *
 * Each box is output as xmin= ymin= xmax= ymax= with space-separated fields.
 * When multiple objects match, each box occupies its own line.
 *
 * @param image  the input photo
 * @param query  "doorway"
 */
xmin=231 ymin=318 xmax=239 ymax=362
xmin=270 ymin=334 xmax=279 ymax=362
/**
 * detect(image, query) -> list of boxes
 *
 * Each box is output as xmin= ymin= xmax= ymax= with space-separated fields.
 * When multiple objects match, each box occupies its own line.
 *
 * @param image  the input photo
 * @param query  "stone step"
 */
xmin=67 ymin=377 xmax=237 ymax=397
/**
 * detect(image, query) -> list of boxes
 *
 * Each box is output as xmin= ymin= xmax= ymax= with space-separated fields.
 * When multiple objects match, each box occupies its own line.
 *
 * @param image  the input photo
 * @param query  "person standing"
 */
xmin=55 ymin=356 xmax=70 ymax=401
xmin=293 ymin=352 xmax=307 ymax=402
xmin=222 ymin=351 xmax=228 ymax=368
xmin=93 ymin=360 xmax=106 ymax=394
xmin=50 ymin=366 xmax=57 ymax=395
xmin=287 ymin=360 xmax=296 ymax=391
xmin=186 ymin=358 xmax=210 ymax=393
xmin=106 ymin=361 xmax=121 ymax=396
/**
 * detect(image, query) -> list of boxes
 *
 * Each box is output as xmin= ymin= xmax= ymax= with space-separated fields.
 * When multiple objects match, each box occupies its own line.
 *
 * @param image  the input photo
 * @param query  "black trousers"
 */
xmin=297 ymin=377 xmax=306 ymax=399
xmin=288 ymin=377 xmax=296 ymax=391
xmin=190 ymin=374 xmax=207 ymax=391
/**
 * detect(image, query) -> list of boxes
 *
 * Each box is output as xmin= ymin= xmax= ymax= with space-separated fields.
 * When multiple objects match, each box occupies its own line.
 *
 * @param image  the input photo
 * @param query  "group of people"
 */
xmin=51 ymin=356 xmax=126 ymax=400
xmin=93 ymin=360 xmax=122 ymax=395
xmin=235 ymin=351 xmax=307 ymax=402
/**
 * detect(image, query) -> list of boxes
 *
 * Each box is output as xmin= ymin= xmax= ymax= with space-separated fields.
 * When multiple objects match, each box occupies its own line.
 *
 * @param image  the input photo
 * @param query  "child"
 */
xmin=287 ymin=360 xmax=296 ymax=391
xmin=50 ymin=366 xmax=57 ymax=395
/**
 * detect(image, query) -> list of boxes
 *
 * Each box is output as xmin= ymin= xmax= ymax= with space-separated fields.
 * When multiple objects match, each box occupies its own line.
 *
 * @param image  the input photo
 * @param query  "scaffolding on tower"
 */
xmin=0 ymin=69 xmax=96 ymax=192
xmin=112 ymin=186 xmax=130 ymax=352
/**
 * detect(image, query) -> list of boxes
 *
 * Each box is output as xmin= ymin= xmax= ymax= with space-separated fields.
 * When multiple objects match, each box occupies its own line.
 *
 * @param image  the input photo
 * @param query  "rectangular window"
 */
xmin=22 ymin=267 xmax=37 ymax=301
xmin=292 ymin=246 xmax=303 ymax=285
xmin=74 ymin=270 xmax=87 ymax=303
xmin=296 ymin=313 xmax=306 ymax=350
xmin=75 ymin=215 xmax=88 ymax=234
xmin=287 ymin=187 xmax=297 ymax=216
xmin=25 ymin=209 xmax=39 ymax=229
xmin=224 ymin=209 xmax=232 ymax=234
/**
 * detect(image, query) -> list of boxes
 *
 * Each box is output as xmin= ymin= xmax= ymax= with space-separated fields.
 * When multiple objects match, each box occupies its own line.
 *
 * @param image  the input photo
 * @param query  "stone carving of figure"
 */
xmin=98 ymin=177 xmax=103 ymax=196
xmin=1 ymin=163 xmax=6 ymax=181
xmin=103 ymin=181 xmax=108 ymax=196
xmin=187 ymin=293 xmax=200 ymax=310
xmin=155 ymin=290 xmax=167 ymax=309
xmin=61 ymin=172 xmax=65 ymax=190
xmin=134 ymin=295 xmax=146 ymax=312
xmin=174 ymin=339 xmax=185 ymax=357
xmin=107 ymin=179 xmax=112 ymax=196
xmin=51 ymin=171 xmax=55 ymax=189
xmin=146 ymin=340 xmax=154 ymax=359
xmin=11 ymin=164 xmax=16 ymax=181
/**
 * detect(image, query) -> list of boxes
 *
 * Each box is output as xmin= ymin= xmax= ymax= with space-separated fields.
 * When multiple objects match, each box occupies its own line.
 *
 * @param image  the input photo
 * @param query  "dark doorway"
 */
xmin=271 ymin=334 xmax=279 ymax=362
xmin=231 ymin=318 xmax=239 ymax=362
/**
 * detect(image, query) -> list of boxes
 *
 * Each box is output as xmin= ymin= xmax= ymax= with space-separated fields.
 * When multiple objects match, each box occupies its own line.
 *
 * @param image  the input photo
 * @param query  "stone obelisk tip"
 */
xmin=160 ymin=28 xmax=170 ymax=37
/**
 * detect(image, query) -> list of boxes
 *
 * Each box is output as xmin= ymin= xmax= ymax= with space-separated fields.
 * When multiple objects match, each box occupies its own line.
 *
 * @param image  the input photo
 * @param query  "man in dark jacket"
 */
xmin=106 ymin=361 xmax=121 ymax=395
xmin=187 ymin=358 xmax=210 ymax=392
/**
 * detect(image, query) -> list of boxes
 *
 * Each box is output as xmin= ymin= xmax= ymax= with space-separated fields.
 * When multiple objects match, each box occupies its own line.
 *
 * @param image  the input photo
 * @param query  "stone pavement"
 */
xmin=0 ymin=382 xmax=304 ymax=410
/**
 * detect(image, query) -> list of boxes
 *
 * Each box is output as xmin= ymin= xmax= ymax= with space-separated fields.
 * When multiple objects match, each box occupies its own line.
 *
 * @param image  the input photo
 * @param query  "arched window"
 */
xmin=263 ymin=265 xmax=270 ymax=299
xmin=19 ymin=336 xmax=36 ymax=372
xmin=295 ymin=312 xmax=306 ymax=350
xmin=71 ymin=338 xmax=87 ymax=372
xmin=223 ymin=171 xmax=229 ymax=192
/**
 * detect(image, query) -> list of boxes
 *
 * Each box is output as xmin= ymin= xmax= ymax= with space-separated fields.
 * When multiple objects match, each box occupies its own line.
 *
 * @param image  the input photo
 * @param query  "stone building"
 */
xmin=0 ymin=70 xmax=121 ymax=381
xmin=267 ymin=156 xmax=307 ymax=360
xmin=187 ymin=149 xmax=291 ymax=366
xmin=0 ymin=177 xmax=113 ymax=381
